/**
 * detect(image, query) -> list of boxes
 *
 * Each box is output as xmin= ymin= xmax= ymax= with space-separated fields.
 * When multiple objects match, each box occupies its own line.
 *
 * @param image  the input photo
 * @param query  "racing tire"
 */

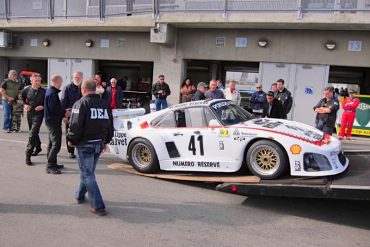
xmin=128 ymin=138 xmax=159 ymax=173
xmin=246 ymin=140 xmax=288 ymax=179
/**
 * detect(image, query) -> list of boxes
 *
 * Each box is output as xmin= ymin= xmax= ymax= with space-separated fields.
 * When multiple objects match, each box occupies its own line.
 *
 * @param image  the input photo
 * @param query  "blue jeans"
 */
xmin=155 ymin=98 xmax=168 ymax=111
xmin=2 ymin=100 xmax=12 ymax=130
xmin=75 ymin=141 xmax=105 ymax=210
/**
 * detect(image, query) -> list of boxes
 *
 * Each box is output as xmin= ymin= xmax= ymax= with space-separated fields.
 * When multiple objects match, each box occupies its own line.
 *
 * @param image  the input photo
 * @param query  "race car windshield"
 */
xmin=211 ymin=101 xmax=254 ymax=125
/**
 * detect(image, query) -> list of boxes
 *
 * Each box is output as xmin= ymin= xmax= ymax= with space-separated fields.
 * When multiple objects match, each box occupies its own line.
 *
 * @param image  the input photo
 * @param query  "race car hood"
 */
xmin=238 ymin=118 xmax=324 ymax=143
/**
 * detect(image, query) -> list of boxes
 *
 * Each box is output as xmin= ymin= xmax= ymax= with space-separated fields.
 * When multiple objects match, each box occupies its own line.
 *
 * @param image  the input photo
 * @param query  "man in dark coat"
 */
xmin=106 ymin=77 xmax=123 ymax=109
xmin=61 ymin=71 xmax=83 ymax=158
xmin=275 ymin=79 xmax=293 ymax=119
xmin=262 ymin=91 xmax=284 ymax=119
xmin=44 ymin=75 xmax=65 ymax=174
xmin=191 ymin=82 xmax=208 ymax=101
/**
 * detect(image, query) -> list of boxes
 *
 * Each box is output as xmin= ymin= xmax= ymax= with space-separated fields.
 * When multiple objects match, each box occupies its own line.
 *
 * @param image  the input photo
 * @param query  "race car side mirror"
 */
xmin=208 ymin=119 xmax=222 ymax=127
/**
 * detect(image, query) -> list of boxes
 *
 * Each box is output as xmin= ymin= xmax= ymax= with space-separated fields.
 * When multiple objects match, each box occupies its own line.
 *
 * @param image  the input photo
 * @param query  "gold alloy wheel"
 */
xmin=250 ymin=145 xmax=280 ymax=176
xmin=132 ymin=144 xmax=152 ymax=168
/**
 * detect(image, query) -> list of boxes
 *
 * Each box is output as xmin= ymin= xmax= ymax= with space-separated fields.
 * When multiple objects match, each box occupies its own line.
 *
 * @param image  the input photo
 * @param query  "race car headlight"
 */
xmin=303 ymin=153 xmax=332 ymax=172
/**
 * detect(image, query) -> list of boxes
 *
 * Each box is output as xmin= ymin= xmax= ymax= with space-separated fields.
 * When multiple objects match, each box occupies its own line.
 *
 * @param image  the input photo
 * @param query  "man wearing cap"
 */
xmin=262 ymin=91 xmax=284 ymax=119
xmin=339 ymin=89 xmax=360 ymax=140
xmin=313 ymin=86 xmax=339 ymax=135
xmin=192 ymin=82 xmax=208 ymax=101
xmin=1 ymin=70 xmax=22 ymax=133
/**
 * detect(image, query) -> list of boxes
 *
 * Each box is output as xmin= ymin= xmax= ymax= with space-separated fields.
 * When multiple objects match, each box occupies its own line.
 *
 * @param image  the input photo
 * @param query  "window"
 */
xmin=152 ymin=112 xmax=176 ymax=127
xmin=188 ymin=107 xmax=206 ymax=127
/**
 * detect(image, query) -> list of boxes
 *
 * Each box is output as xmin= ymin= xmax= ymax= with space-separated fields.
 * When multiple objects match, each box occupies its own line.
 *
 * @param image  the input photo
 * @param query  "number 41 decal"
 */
xmin=188 ymin=135 xmax=204 ymax=155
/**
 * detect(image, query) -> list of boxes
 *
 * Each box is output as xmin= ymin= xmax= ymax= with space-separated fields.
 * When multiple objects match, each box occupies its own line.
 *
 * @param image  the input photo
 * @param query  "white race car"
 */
xmin=108 ymin=99 xmax=349 ymax=179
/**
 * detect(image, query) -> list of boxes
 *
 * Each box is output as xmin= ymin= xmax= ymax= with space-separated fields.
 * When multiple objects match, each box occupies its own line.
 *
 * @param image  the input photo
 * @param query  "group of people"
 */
xmin=1 ymin=70 xmax=114 ymax=216
xmin=250 ymin=79 xmax=293 ymax=119
xmin=249 ymin=79 xmax=360 ymax=139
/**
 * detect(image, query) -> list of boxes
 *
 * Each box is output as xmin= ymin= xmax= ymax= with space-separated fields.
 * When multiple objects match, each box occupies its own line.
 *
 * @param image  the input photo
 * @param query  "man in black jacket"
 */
xmin=152 ymin=74 xmax=171 ymax=111
xmin=44 ymin=75 xmax=65 ymax=174
xmin=22 ymin=73 xmax=46 ymax=165
xmin=275 ymin=79 xmax=293 ymax=119
xmin=262 ymin=91 xmax=284 ymax=119
xmin=191 ymin=82 xmax=208 ymax=101
xmin=61 ymin=71 xmax=83 ymax=158
xmin=67 ymin=79 xmax=113 ymax=216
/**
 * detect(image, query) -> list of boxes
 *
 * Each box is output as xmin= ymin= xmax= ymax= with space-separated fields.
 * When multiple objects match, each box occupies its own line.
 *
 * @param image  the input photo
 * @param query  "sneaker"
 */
xmin=3 ymin=128 xmax=11 ymax=133
xmin=32 ymin=148 xmax=42 ymax=156
xmin=69 ymin=153 xmax=76 ymax=159
xmin=46 ymin=167 xmax=61 ymax=174
xmin=25 ymin=160 xmax=33 ymax=166
xmin=338 ymin=136 xmax=343 ymax=140
xmin=55 ymin=164 xmax=64 ymax=169
xmin=89 ymin=208 xmax=107 ymax=216
xmin=76 ymin=197 xmax=86 ymax=204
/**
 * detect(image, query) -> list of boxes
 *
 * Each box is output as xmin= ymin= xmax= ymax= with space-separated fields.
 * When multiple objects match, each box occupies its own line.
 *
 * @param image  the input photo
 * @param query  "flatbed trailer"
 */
xmin=216 ymin=153 xmax=370 ymax=201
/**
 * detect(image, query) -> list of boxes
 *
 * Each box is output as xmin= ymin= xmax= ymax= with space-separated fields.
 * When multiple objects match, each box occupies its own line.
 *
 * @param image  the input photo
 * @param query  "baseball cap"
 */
xmin=267 ymin=91 xmax=275 ymax=97
xmin=197 ymin=82 xmax=208 ymax=88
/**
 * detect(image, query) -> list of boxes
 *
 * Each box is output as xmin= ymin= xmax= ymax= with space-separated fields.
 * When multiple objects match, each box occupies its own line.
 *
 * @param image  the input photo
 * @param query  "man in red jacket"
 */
xmin=339 ymin=89 xmax=360 ymax=140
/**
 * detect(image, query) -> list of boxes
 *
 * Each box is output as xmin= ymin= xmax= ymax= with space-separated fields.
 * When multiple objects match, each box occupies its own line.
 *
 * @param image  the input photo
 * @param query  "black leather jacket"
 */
xmin=67 ymin=94 xmax=113 ymax=145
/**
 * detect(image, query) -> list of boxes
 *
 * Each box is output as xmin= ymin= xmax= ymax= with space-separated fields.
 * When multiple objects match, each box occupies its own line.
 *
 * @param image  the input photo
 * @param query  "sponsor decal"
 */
xmin=285 ymin=125 xmax=322 ymax=140
xmin=240 ymin=131 xmax=257 ymax=136
xmin=294 ymin=161 xmax=301 ymax=171
xmin=233 ymin=128 xmax=240 ymax=136
xmin=290 ymin=144 xmax=302 ymax=155
xmin=219 ymin=129 xmax=229 ymax=137
xmin=173 ymin=161 xmax=221 ymax=168
xmin=234 ymin=136 xmax=246 ymax=142
xmin=109 ymin=132 xmax=127 ymax=146
xmin=212 ymin=101 xmax=231 ymax=110
xmin=173 ymin=161 xmax=195 ymax=167
xmin=197 ymin=161 xmax=220 ymax=168
xmin=253 ymin=119 xmax=284 ymax=129
xmin=219 ymin=141 xmax=224 ymax=150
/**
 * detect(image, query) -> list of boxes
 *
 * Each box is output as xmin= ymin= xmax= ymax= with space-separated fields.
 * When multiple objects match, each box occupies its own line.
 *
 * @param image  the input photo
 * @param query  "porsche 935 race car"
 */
xmin=108 ymin=99 xmax=349 ymax=179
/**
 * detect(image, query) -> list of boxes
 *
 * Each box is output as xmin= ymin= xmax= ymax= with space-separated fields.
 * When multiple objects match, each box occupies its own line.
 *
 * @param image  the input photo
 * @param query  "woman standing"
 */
xmin=180 ymin=78 xmax=196 ymax=103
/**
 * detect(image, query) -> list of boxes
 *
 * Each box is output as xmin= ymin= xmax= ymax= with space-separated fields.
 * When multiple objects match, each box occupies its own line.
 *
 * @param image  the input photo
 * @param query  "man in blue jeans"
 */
xmin=1 ymin=70 xmax=21 ymax=133
xmin=151 ymin=74 xmax=171 ymax=111
xmin=67 ymin=79 xmax=113 ymax=216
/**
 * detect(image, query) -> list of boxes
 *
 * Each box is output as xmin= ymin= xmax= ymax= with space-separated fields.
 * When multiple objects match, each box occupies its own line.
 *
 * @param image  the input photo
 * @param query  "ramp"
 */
xmin=108 ymin=163 xmax=260 ymax=183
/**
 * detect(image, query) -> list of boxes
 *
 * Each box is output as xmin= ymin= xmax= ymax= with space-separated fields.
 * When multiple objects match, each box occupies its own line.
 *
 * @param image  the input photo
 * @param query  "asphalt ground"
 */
xmin=0 ymin=110 xmax=370 ymax=247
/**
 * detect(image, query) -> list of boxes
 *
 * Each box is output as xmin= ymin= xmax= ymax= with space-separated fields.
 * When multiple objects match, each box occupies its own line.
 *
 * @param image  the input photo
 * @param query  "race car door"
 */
xmin=161 ymin=106 xmax=237 ymax=172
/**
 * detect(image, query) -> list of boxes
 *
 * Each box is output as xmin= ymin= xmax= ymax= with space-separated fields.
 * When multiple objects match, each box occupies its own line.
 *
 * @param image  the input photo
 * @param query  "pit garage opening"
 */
xmin=329 ymin=66 xmax=370 ymax=95
xmin=96 ymin=60 xmax=154 ymax=112
xmin=185 ymin=60 xmax=259 ymax=111
xmin=5 ymin=58 xmax=48 ymax=86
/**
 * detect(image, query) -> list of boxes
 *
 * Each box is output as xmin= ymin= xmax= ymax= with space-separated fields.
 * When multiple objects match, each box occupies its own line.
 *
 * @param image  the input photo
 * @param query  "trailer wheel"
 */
xmin=129 ymin=138 xmax=159 ymax=173
xmin=246 ymin=140 xmax=287 ymax=179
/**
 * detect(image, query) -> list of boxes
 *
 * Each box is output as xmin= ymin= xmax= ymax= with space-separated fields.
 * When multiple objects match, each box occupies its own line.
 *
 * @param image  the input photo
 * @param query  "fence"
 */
xmin=0 ymin=0 xmax=369 ymax=21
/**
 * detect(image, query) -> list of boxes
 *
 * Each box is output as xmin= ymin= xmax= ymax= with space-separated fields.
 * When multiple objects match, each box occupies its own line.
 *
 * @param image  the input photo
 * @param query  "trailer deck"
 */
xmin=216 ymin=154 xmax=370 ymax=200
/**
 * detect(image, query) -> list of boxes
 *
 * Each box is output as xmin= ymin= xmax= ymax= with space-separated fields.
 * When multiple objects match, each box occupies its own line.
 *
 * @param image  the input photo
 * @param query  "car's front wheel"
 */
xmin=128 ymin=138 xmax=159 ymax=173
xmin=246 ymin=140 xmax=288 ymax=179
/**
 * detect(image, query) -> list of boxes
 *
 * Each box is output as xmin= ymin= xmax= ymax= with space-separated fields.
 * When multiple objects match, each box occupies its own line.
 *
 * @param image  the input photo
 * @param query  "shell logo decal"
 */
xmin=290 ymin=144 xmax=302 ymax=155
xmin=219 ymin=129 xmax=229 ymax=137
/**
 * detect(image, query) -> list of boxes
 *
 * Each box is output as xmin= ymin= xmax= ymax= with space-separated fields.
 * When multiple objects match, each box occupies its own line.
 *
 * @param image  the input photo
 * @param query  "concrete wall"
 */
xmin=177 ymin=29 xmax=370 ymax=68
xmin=0 ymin=32 xmax=159 ymax=61
xmin=0 ymin=28 xmax=370 ymax=104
